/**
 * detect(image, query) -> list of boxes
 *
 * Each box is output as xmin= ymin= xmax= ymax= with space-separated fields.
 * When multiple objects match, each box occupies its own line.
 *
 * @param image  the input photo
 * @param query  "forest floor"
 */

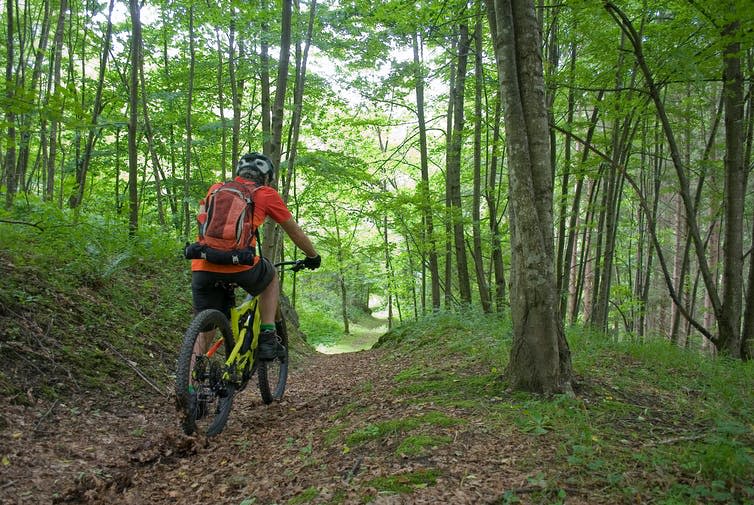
xmin=1 ymin=347 xmax=555 ymax=505
xmin=3 ymin=313 xmax=754 ymax=505
xmin=3 ymin=214 xmax=753 ymax=505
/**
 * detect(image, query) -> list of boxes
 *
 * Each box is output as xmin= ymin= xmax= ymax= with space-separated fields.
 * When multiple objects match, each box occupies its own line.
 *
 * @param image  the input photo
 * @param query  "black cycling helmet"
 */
xmin=236 ymin=152 xmax=275 ymax=185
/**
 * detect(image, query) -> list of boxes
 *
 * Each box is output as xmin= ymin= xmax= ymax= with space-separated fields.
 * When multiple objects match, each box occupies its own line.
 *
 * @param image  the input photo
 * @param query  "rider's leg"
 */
xmin=190 ymin=270 xmax=229 ymax=377
xmin=257 ymin=270 xmax=285 ymax=359
xmin=193 ymin=330 xmax=214 ymax=356
xmin=259 ymin=269 xmax=279 ymax=326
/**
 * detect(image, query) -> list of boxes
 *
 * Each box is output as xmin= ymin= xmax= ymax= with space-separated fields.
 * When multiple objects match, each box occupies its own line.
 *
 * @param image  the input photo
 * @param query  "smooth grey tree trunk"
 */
xmin=4 ymin=0 xmax=17 ymax=208
xmin=486 ymin=0 xmax=572 ymax=393
xmin=128 ymin=0 xmax=143 ymax=236
xmin=412 ymin=31 xmax=441 ymax=312
xmin=181 ymin=4 xmax=196 ymax=239
xmin=472 ymin=10 xmax=492 ymax=313
xmin=447 ymin=23 xmax=472 ymax=306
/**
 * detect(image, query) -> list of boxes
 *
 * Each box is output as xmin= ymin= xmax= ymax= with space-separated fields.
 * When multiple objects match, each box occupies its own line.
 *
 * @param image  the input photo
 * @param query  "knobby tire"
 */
xmin=257 ymin=318 xmax=289 ymax=404
xmin=176 ymin=309 xmax=235 ymax=437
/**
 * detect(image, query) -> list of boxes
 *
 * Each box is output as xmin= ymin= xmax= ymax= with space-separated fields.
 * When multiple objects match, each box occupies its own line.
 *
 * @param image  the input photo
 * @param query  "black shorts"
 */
xmin=191 ymin=258 xmax=275 ymax=318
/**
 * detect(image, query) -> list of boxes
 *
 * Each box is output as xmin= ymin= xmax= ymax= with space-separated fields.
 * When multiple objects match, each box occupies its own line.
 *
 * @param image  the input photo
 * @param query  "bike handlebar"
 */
xmin=274 ymin=259 xmax=307 ymax=272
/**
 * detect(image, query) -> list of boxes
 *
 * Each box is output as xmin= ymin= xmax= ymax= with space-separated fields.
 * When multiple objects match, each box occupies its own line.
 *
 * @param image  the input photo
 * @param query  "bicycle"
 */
xmin=175 ymin=259 xmax=305 ymax=437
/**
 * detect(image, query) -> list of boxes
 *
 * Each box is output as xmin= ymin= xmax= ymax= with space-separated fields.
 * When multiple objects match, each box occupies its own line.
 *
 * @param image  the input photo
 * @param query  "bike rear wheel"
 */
xmin=176 ymin=309 xmax=236 ymax=437
xmin=257 ymin=317 xmax=289 ymax=404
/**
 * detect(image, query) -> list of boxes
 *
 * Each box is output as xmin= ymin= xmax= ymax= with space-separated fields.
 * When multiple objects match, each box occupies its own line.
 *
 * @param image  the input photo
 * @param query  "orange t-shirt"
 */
xmin=191 ymin=177 xmax=292 ymax=273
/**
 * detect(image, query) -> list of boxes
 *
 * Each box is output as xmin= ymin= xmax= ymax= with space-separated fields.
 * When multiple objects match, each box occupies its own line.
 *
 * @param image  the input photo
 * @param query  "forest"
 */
xmin=2 ymin=0 xmax=754 ymax=503
xmin=2 ymin=0 xmax=753 ymax=363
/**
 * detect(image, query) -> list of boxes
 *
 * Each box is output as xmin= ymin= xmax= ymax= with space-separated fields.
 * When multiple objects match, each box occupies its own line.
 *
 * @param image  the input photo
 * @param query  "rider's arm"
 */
xmin=279 ymin=217 xmax=318 ymax=258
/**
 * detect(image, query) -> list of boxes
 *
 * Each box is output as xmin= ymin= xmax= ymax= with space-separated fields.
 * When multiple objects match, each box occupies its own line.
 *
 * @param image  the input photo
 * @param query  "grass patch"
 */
xmin=346 ymin=411 xmax=462 ymax=446
xmin=347 ymin=418 xmax=422 ymax=445
xmin=287 ymin=486 xmax=319 ymax=504
xmin=395 ymin=434 xmax=452 ymax=456
xmin=377 ymin=315 xmax=754 ymax=503
xmin=365 ymin=469 xmax=440 ymax=494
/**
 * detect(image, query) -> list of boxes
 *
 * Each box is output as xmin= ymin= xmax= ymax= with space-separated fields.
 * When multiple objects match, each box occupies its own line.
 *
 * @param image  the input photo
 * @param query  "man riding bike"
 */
xmin=190 ymin=152 xmax=321 ymax=360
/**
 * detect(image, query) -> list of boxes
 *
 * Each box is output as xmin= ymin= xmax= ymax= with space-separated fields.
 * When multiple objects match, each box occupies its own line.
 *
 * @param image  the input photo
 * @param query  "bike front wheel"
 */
xmin=176 ymin=309 xmax=236 ymax=437
xmin=257 ymin=318 xmax=289 ymax=404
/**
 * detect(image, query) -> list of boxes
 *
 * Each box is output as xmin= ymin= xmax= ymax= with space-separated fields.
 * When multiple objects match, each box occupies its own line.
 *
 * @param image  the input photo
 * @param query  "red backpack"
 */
xmin=197 ymin=180 xmax=260 ymax=253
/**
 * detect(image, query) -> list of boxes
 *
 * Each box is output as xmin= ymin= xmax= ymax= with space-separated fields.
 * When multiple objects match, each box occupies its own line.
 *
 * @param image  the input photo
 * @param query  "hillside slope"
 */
xmin=3 ymin=310 xmax=754 ymax=504
xmin=1 ymin=213 xmax=753 ymax=504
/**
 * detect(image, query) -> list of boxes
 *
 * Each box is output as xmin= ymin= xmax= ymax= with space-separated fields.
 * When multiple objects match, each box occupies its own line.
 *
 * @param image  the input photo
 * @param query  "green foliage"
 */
xmin=297 ymin=302 xmax=343 ymax=347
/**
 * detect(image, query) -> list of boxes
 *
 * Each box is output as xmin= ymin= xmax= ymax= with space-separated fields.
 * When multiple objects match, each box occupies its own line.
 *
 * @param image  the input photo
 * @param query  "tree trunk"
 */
xmin=69 ymin=0 xmax=115 ymax=209
xmin=17 ymin=0 xmax=51 ymax=194
xmin=741 ymin=52 xmax=754 ymax=360
xmin=282 ymin=0 xmax=317 ymax=205
xmin=447 ymin=23 xmax=472 ymax=306
xmin=605 ymin=2 xmax=741 ymax=355
xmin=333 ymin=208 xmax=350 ymax=334
xmin=487 ymin=0 xmax=572 ymax=393
xmin=262 ymin=0 xmax=293 ymax=261
xmin=561 ymin=93 xmax=602 ymax=322
xmin=4 ymin=0 xmax=17 ymax=208
xmin=45 ymin=0 xmax=67 ymax=202
xmin=556 ymin=41 xmax=575 ymax=321
xmin=160 ymin=8 xmax=178 ymax=220
xmin=138 ymin=16 xmax=166 ymax=228
xmin=413 ymin=30 xmax=441 ymax=312
xmin=229 ymin=13 xmax=242 ymax=167
xmin=486 ymin=94 xmax=507 ymax=312
xmin=471 ymin=11 xmax=492 ymax=313
xmin=444 ymin=35 xmax=456 ymax=310
xmin=215 ymin=27 xmax=228 ymax=181
xmin=127 ymin=0 xmax=142 ymax=236
xmin=719 ymin=18 xmax=745 ymax=357
xmin=182 ymin=4 xmax=196 ymax=240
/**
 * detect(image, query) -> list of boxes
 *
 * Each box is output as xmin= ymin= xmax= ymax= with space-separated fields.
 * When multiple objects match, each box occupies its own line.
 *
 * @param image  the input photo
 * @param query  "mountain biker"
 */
xmin=190 ymin=152 xmax=321 ymax=360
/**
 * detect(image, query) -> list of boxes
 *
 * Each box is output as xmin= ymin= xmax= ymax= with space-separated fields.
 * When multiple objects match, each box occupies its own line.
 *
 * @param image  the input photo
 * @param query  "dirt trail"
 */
xmin=1 ymin=349 xmax=552 ymax=505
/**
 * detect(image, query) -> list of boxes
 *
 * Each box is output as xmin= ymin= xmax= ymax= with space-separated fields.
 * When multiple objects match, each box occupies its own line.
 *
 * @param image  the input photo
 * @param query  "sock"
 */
xmin=260 ymin=323 xmax=275 ymax=332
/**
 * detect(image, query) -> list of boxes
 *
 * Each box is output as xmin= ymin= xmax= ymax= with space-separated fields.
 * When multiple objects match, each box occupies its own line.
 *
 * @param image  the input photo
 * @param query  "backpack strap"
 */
xmin=247 ymin=185 xmax=262 ymax=257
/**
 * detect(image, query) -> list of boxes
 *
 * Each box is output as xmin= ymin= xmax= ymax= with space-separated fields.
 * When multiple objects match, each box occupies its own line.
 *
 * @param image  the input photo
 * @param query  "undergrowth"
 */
xmin=367 ymin=314 xmax=754 ymax=504
xmin=1 ymin=200 xmax=190 ymax=404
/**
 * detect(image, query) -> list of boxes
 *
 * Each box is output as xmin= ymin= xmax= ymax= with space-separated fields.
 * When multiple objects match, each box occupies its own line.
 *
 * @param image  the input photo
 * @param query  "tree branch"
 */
xmin=0 ymin=219 xmax=44 ymax=231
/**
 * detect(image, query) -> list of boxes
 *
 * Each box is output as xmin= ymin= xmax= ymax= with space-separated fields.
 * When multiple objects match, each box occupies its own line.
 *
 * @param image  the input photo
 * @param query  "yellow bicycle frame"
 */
xmin=218 ymin=295 xmax=263 ymax=381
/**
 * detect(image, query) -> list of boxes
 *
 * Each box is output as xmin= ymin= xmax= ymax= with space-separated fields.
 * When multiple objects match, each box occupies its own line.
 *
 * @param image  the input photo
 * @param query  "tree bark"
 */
xmin=215 ymin=27 xmax=228 ymax=181
xmin=486 ymin=94 xmax=507 ymax=312
xmin=447 ymin=23 xmax=472 ymax=307
xmin=44 ymin=0 xmax=67 ymax=202
xmin=138 ymin=15 xmax=166 ymax=228
xmin=487 ymin=0 xmax=572 ymax=393
xmin=127 ymin=0 xmax=143 ymax=236
xmin=719 ymin=18 xmax=745 ymax=357
xmin=262 ymin=0 xmax=293 ymax=261
xmin=17 ymin=0 xmax=51 ymax=193
xmin=69 ymin=0 xmax=115 ymax=209
xmin=182 ymin=4 xmax=196 ymax=240
xmin=4 ymin=0 xmax=17 ymax=208
xmin=472 ymin=10 xmax=492 ymax=313
xmin=229 ymin=13 xmax=242 ymax=167
xmin=413 ymin=30 xmax=441 ymax=312
xmin=444 ymin=35 xmax=457 ymax=310
xmin=282 ymin=0 xmax=317 ymax=205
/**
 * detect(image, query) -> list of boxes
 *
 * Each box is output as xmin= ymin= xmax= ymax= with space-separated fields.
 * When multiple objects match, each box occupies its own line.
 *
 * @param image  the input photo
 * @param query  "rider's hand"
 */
xmin=303 ymin=255 xmax=321 ymax=270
